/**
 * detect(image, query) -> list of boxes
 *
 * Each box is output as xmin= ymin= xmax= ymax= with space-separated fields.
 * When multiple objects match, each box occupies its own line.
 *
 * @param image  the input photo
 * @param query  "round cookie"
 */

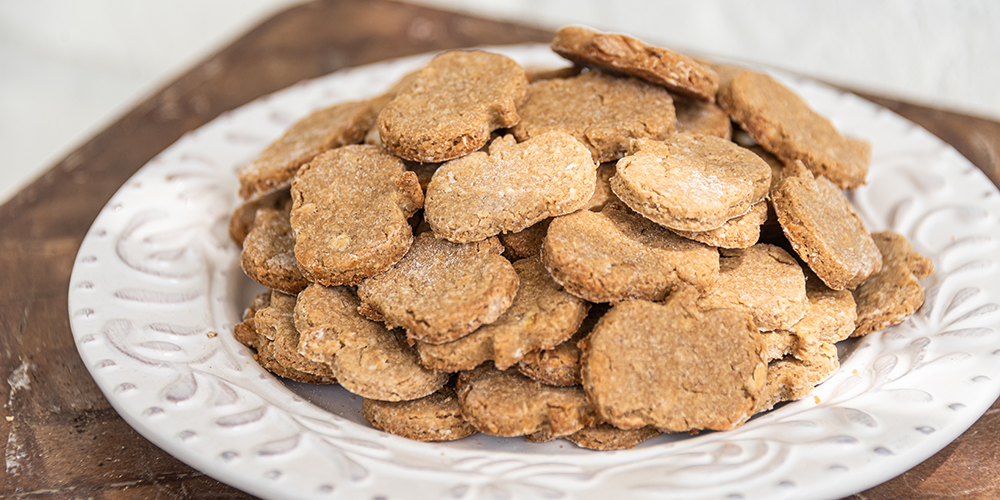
xmin=771 ymin=160 xmax=882 ymax=290
xmin=240 ymin=207 xmax=309 ymax=294
xmin=580 ymin=286 xmax=767 ymax=432
xmin=541 ymin=202 xmax=719 ymax=303
xmin=362 ymin=386 xmax=476 ymax=442
xmin=254 ymin=291 xmax=337 ymax=383
xmin=718 ymin=70 xmax=870 ymax=190
xmin=852 ymin=231 xmax=933 ymax=337
xmin=414 ymin=257 xmax=589 ymax=372
xmin=238 ymin=100 xmax=376 ymax=200
xmin=424 ymin=131 xmax=597 ymax=243
xmin=377 ymin=50 xmax=529 ymax=163
xmin=456 ymin=362 xmax=597 ymax=438
xmin=294 ymin=284 xmax=448 ymax=401
xmin=611 ymin=134 xmax=771 ymax=232
xmin=356 ymin=232 xmax=519 ymax=345
xmin=696 ymin=244 xmax=807 ymax=332
xmin=291 ymin=144 xmax=423 ymax=287
xmin=511 ymin=70 xmax=676 ymax=163
xmin=550 ymin=26 xmax=718 ymax=102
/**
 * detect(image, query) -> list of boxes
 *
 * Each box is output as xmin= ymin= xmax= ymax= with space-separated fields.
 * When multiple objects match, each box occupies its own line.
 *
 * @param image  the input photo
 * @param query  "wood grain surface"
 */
xmin=0 ymin=1 xmax=997 ymax=498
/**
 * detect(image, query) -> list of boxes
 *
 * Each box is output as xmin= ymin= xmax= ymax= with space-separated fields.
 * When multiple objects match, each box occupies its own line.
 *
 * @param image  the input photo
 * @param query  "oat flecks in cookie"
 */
xmin=671 ymin=201 xmax=767 ymax=249
xmin=415 ymin=257 xmax=589 ymax=372
xmin=512 ymin=70 xmax=676 ymax=163
xmin=697 ymin=244 xmax=807 ymax=332
xmin=294 ymin=284 xmax=447 ymax=401
xmin=551 ymin=26 xmax=718 ymax=102
xmin=238 ymin=100 xmax=376 ymax=200
xmin=852 ymin=231 xmax=933 ymax=337
xmin=581 ymin=286 xmax=767 ymax=432
xmin=425 ymin=132 xmax=596 ymax=243
xmin=362 ymin=385 xmax=476 ymax=441
xmin=456 ymin=362 xmax=597 ymax=438
xmin=253 ymin=291 xmax=337 ymax=384
xmin=675 ymin=99 xmax=732 ymax=139
xmin=772 ymin=161 xmax=882 ymax=290
xmin=719 ymin=71 xmax=870 ymax=190
xmin=240 ymin=208 xmax=309 ymax=294
xmin=291 ymin=145 xmax=423 ymax=286
xmin=356 ymin=232 xmax=519 ymax=345
xmin=612 ymin=135 xmax=771 ymax=232
xmin=377 ymin=50 xmax=529 ymax=163
xmin=542 ymin=202 xmax=719 ymax=303
xmin=564 ymin=423 xmax=660 ymax=451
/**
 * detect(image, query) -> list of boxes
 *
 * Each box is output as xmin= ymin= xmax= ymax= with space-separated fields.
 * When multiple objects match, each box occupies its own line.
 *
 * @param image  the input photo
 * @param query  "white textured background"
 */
xmin=1 ymin=0 xmax=997 ymax=204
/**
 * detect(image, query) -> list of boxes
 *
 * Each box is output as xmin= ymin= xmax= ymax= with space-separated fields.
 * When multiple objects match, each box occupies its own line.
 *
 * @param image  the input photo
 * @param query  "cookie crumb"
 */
xmin=207 ymin=331 xmax=218 ymax=338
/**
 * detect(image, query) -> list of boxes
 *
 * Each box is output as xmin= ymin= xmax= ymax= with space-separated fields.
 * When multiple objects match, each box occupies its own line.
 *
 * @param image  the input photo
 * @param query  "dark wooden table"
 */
xmin=2 ymin=1 xmax=998 ymax=498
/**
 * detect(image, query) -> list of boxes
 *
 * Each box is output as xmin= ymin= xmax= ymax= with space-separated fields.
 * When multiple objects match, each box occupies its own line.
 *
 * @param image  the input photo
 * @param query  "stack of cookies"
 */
xmin=230 ymin=26 xmax=933 ymax=450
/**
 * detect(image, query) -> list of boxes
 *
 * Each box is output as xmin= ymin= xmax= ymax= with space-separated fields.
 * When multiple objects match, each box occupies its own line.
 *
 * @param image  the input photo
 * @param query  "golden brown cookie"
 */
xmin=718 ymin=71 xmax=870 ymax=190
xmin=670 ymin=201 xmax=768 ymax=249
xmin=238 ymin=100 xmax=376 ymax=200
xmin=291 ymin=145 xmax=423 ymax=286
xmin=240 ymin=208 xmax=309 ymax=294
xmin=675 ymin=99 xmax=732 ymax=139
xmin=550 ymin=26 xmax=718 ymax=102
xmin=760 ymin=275 xmax=857 ymax=361
xmin=754 ymin=342 xmax=839 ymax=414
xmin=852 ymin=231 xmax=933 ymax=337
xmin=294 ymin=284 xmax=448 ymax=401
xmin=362 ymin=385 xmax=476 ymax=441
xmin=414 ymin=257 xmax=589 ymax=371
xmin=541 ymin=202 xmax=719 ymax=302
xmin=424 ymin=132 xmax=596 ymax=243
xmin=456 ymin=362 xmax=597 ymax=438
xmin=511 ymin=70 xmax=676 ymax=163
xmin=516 ymin=303 xmax=608 ymax=387
xmin=564 ymin=423 xmax=660 ymax=451
xmin=696 ymin=244 xmax=807 ymax=331
xmin=612 ymin=135 xmax=771 ymax=232
xmin=356 ymin=232 xmax=519 ymax=344
xmin=254 ymin=291 xmax=337 ymax=382
xmin=771 ymin=161 xmax=882 ymax=290
xmin=229 ymin=188 xmax=291 ymax=245
xmin=580 ymin=286 xmax=767 ymax=432
xmin=377 ymin=50 xmax=529 ymax=163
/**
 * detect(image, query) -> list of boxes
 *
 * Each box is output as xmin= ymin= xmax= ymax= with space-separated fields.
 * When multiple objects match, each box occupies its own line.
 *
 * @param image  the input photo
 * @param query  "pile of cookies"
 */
xmin=229 ymin=26 xmax=933 ymax=450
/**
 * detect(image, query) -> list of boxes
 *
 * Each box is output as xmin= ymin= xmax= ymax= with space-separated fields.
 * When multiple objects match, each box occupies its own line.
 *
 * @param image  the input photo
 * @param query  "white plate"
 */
xmin=68 ymin=44 xmax=1000 ymax=500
